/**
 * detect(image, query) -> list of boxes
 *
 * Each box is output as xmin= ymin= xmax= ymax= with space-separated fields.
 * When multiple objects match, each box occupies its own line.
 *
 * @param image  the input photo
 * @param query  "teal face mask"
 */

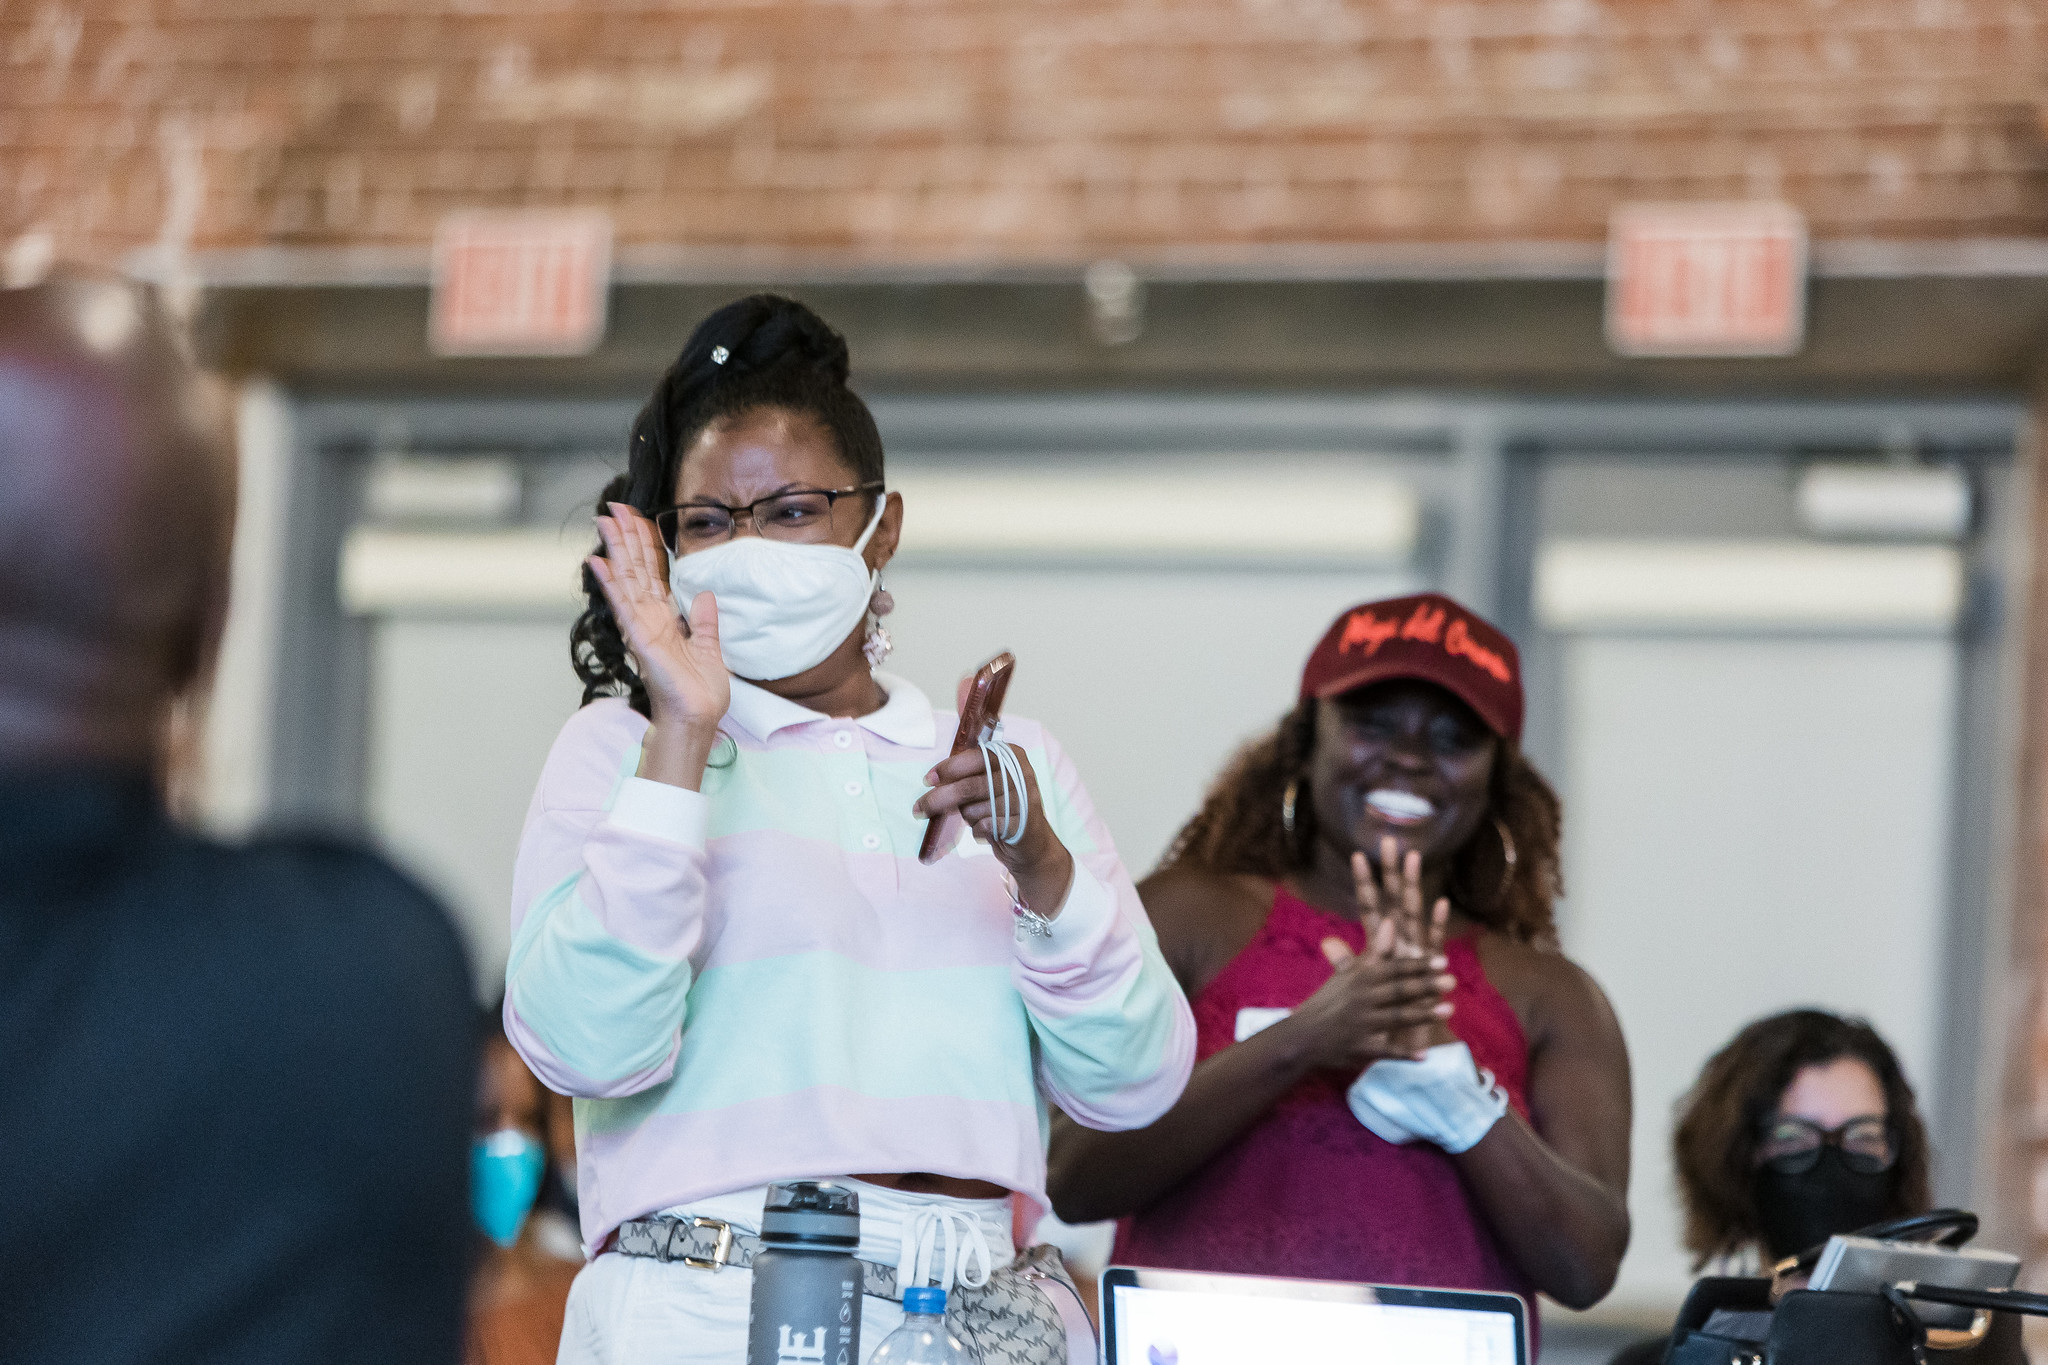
xmin=472 ymin=1128 xmax=547 ymax=1248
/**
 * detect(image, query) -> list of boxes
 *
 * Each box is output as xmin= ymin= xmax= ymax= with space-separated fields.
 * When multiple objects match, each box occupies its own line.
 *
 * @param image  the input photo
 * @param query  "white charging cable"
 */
xmin=978 ymin=722 xmax=1030 ymax=846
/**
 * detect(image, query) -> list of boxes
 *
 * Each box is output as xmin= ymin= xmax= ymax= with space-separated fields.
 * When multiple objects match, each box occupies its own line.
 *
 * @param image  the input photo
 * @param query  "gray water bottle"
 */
xmin=746 ymin=1181 xmax=863 ymax=1365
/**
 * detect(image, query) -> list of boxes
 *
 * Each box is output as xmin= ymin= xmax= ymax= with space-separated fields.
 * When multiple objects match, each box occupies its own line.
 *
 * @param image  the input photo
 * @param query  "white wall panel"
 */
xmin=1558 ymin=633 xmax=1957 ymax=1311
xmin=366 ymin=615 xmax=584 ymax=994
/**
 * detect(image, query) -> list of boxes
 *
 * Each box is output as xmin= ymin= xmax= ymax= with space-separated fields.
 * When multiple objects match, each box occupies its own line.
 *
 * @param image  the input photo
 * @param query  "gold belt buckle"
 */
xmin=679 ymin=1216 xmax=734 ymax=1271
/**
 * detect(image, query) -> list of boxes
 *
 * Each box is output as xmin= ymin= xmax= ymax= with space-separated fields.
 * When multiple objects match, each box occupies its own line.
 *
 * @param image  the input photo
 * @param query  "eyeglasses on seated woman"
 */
xmin=1594 ymin=1010 xmax=2027 ymax=1365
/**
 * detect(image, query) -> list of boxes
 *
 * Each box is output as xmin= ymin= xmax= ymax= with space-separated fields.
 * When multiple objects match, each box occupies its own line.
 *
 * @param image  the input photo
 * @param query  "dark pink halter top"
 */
xmin=1112 ymin=886 xmax=1536 ymax=1307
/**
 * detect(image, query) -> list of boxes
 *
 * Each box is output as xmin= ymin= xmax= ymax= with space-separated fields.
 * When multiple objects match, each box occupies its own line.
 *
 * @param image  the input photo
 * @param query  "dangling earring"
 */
xmin=1281 ymin=778 xmax=1300 ymax=837
xmin=862 ymin=576 xmax=895 ymax=668
xmin=1491 ymin=816 xmax=1518 ymax=904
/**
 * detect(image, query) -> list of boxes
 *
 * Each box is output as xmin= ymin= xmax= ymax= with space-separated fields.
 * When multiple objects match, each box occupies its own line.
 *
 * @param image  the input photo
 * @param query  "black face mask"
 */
xmin=1752 ymin=1147 xmax=1897 ymax=1260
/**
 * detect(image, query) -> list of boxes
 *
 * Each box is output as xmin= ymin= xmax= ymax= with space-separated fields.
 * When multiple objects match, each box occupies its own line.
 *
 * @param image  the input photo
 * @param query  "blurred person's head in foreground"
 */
xmin=0 ymin=272 xmax=477 ymax=1365
xmin=0 ymin=270 xmax=232 ymax=784
xmin=1674 ymin=1008 xmax=1929 ymax=1268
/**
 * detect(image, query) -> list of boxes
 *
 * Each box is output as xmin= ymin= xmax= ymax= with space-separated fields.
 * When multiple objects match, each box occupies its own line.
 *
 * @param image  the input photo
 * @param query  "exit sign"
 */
xmin=430 ymin=210 xmax=613 ymax=357
xmin=1606 ymin=202 xmax=1807 ymax=357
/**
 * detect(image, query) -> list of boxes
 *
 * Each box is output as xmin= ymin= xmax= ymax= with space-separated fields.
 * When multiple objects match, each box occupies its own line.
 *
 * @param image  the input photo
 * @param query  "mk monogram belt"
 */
xmin=612 ymin=1215 xmax=903 ymax=1301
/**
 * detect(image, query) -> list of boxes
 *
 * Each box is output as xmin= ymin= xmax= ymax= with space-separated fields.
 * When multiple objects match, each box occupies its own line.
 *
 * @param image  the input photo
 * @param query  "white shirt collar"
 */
xmin=722 ymin=669 xmax=937 ymax=749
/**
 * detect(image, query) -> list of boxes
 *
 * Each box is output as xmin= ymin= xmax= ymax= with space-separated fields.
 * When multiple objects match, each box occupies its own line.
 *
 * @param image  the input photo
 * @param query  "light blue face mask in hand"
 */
xmin=473 ymin=1128 xmax=547 ymax=1248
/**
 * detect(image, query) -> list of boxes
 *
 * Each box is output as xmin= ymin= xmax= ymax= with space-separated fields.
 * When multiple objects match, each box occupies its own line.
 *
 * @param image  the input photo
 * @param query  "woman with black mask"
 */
xmin=1673 ymin=1009 xmax=1928 ymax=1275
xmin=1604 ymin=1012 xmax=2019 ymax=1365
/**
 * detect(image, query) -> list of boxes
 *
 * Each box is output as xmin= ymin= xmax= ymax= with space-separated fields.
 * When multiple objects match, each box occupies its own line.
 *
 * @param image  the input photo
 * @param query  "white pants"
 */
xmin=557 ymin=1180 xmax=1015 ymax=1365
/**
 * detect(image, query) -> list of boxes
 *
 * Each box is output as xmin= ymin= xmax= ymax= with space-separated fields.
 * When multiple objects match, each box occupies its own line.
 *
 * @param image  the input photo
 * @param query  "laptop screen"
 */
xmin=1102 ymin=1267 xmax=1526 ymax=1365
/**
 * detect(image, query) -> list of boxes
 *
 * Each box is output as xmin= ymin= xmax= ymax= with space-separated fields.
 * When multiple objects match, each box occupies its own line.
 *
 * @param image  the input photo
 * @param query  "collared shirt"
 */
xmin=725 ymin=668 xmax=938 ymax=749
xmin=505 ymin=672 xmax=1195 ymax=1256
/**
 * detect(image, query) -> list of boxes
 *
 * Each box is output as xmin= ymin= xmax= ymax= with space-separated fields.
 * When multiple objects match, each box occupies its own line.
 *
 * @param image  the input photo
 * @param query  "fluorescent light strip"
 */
xmin=1795 ymin=465 xmax=1970 ymax=542
xmin=889 ymin=466 xmax=1418 ymax=562
xmin=341 ymin=528 xmax=588 ymax=614
xmin=1536 ymin=540 xmax=1963 ymax=631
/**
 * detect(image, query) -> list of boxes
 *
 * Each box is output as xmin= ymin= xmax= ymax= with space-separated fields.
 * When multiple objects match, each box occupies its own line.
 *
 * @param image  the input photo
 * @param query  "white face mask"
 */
xmin=670 ymin=499 xmax=885 ymax=682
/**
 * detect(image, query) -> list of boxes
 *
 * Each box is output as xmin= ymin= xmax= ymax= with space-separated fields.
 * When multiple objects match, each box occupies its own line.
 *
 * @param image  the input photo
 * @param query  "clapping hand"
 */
xmin=587 ymin=502 xmax=730 ymax=782
xmin=1344 ymin=838 xmax=1456 ymax=1054
xmin=1288 ymin=844 xmax=1457 ymax=1071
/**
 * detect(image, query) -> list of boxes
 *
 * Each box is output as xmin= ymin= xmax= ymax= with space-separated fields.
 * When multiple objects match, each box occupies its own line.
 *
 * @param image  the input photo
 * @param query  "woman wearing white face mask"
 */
xmin=506 ymin=295 xmax=1195 ymax=1365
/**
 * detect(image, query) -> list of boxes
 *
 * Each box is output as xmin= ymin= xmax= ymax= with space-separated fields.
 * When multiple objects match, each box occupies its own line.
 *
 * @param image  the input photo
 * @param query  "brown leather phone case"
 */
xmin=918 ymin=651 xmax=1016 ymax=864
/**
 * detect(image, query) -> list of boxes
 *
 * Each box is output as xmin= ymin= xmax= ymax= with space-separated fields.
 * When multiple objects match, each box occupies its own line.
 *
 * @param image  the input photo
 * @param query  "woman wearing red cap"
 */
xmin=1046 ymin=593 xmax=1631 ymax=1314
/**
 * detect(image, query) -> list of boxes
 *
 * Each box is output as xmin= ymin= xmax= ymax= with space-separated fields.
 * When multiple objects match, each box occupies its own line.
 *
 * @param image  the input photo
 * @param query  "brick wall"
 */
xmin=3 ymin=0 xmax=2044 ymax=269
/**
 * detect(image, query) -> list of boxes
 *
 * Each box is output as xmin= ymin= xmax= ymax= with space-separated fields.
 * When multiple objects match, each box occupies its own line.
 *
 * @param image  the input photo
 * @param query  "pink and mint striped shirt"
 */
xmin=505 ymin=671 xmax=1196 ymax=1256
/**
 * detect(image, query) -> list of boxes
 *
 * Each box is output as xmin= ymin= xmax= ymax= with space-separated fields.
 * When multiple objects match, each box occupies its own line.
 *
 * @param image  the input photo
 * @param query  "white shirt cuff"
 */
xmin=606 ymin=777 xmax=708 ymax=850
xmin=1014 ymin=860 xmax=1117 ymax=965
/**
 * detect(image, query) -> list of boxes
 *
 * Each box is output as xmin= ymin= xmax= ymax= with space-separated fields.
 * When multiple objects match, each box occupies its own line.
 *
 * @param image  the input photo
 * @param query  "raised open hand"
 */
xmin=588 ymin=502 xmax=730 ymax=730
xmin=1351 ymin=840 xmax=1455 ymax=1053
xmin=1351 ymin=839 xmax=1445 ymax=960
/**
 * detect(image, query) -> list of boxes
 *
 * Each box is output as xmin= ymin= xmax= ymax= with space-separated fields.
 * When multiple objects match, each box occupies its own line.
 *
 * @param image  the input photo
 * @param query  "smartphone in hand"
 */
xmin=918 ymin=651 xmax=1016 ymax=864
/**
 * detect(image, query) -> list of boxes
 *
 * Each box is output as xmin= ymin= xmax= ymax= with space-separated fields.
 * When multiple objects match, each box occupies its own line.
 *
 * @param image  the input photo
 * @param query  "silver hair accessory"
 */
xmin=711 ymin=345 xmax=730 ymax=364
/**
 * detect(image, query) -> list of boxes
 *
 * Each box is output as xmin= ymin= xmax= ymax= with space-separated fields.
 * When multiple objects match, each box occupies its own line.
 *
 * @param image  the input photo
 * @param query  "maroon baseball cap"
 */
xmin=1299 ymin=592 xmax=1524 ymax=741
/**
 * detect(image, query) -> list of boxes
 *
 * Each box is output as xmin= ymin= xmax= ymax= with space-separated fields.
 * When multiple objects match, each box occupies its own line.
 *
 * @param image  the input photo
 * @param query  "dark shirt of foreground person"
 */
xmin=0 ymin=270 xmax=476 ymax=1364
xmin=0 ymin=773 xmax=476 ymax=1364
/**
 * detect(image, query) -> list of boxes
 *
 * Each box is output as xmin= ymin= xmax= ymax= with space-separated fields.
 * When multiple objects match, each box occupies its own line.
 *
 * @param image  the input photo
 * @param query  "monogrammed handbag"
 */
xmin=944 ymin=1244 xmax=1092 ymax=1365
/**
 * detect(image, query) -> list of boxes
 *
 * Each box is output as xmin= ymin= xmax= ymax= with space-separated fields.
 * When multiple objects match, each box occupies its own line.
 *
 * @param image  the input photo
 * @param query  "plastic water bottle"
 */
xmin=745 ymin=1182 xmax=862 ymax=1365
xmin=868 ymin=1287 xmax=979 ymax=1364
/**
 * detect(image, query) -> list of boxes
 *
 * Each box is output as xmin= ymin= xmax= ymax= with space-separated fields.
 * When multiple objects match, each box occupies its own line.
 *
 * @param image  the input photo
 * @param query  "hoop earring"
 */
xmin=1282 ymin=778 xmax=1300 ymax=837
xmin=1492 ymin=816 xmax=1518 ymax=904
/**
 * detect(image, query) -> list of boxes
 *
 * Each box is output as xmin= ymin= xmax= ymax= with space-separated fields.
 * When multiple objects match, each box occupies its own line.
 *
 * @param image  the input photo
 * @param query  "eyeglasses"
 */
xmin=654 ymin=482 xmax=884 ymax=552
xmin=1756 ymin=1114 xmax=1897 ymax=1176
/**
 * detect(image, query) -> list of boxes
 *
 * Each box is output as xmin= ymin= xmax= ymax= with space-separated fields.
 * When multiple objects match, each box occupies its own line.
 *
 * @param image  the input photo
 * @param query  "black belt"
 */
xmin=612 ymin=1215 xmax=905 ymax=1301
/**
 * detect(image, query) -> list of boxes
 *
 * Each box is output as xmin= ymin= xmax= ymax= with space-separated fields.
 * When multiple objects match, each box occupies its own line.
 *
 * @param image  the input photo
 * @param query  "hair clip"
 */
xmin=710 ymin=346 xmax=729 ymax=365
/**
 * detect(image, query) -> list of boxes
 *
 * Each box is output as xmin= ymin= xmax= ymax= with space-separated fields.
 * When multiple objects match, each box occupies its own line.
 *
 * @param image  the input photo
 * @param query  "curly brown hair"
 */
xmin=1157 ymin=699 xmax=1564 ymax=945
xmin=1672 ymin=1009 xmax=1931 ymax=1268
